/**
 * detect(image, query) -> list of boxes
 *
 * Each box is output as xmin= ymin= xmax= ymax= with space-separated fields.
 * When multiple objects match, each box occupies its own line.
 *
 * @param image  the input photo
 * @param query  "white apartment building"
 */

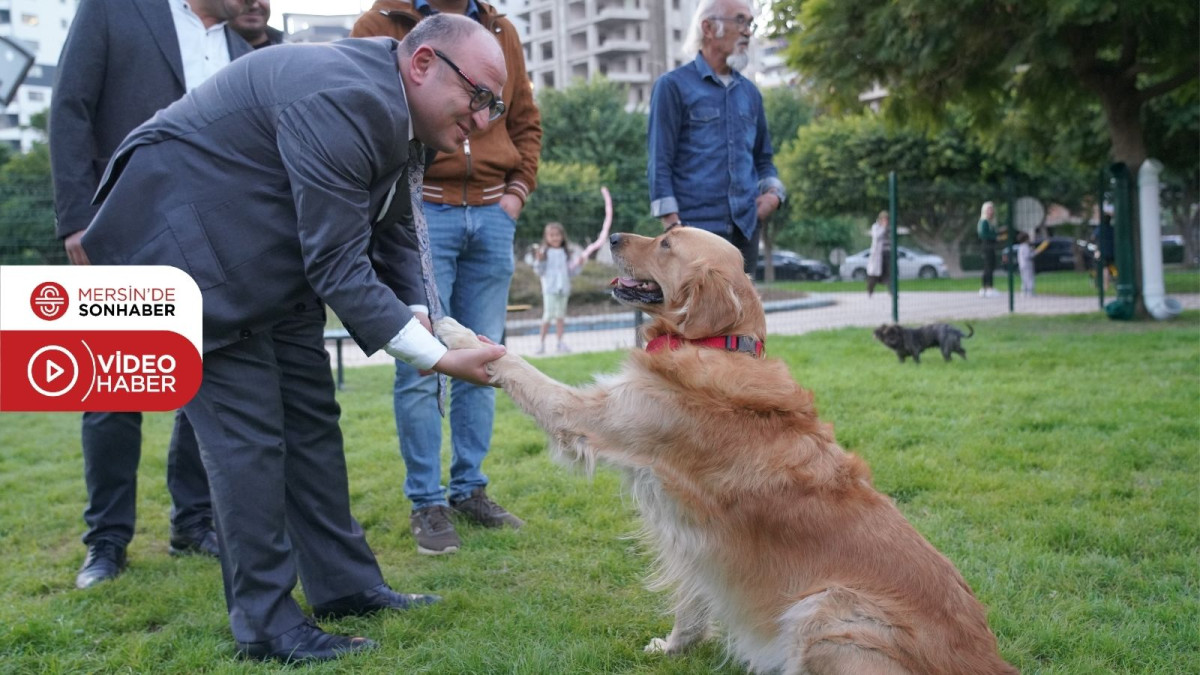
xmin=280 ymin=13 xmax=357 ymax=43
xmin=754 ymin=36 xmax=795 ymax=89
xmin=0 ymin=0 xmax=76 ymax=152
xmin=516 ymin=0 xmax=701 ymax=109
xmin=489 ymin=0 xmax=527 ymax=35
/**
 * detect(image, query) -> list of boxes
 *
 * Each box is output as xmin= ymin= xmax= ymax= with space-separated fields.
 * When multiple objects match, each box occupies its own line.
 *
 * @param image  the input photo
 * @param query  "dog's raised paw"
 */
xmin=434 ymin=317 xmax=485 ymax=350
xmin=644 ymin=637 xmax=670 ymax=654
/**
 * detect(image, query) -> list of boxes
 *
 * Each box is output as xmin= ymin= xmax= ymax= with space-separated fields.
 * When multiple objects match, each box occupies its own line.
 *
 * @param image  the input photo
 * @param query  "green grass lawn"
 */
xmin=764 ymin=267 xmax=1200 ymax=297
xmin=1 ymin=313 xmax=1197 ymax=673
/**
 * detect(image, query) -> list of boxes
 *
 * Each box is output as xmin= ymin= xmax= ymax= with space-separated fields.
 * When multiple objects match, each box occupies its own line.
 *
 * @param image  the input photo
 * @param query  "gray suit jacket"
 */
xmin=81 ymin=38 xmax=425 ymax=355
xmin=50 ymin=0 xmax=252 ymax=238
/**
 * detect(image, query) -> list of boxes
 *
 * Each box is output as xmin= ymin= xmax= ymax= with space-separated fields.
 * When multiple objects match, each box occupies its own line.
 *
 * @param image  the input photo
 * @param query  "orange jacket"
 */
xmin=351 ymin=0 xmax=541 ymax=207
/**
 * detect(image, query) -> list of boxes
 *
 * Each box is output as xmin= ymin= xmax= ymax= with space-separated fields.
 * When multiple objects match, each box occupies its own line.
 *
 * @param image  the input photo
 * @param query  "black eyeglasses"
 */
xmin=432 ymin=49 xmax=506 ymax=122
xmin=709 ymin=15 xmax=757 ymax=32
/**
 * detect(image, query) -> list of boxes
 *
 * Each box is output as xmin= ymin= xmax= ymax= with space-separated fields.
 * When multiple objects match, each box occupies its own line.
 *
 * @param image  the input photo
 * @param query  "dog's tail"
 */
xmin=963 ymin=323 xmax=974 ymax=338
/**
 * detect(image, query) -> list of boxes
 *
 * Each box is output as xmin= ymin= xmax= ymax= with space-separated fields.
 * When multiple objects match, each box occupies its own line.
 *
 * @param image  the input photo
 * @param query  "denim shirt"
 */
xmin=648 ymin=54 xmax=784 ymax=239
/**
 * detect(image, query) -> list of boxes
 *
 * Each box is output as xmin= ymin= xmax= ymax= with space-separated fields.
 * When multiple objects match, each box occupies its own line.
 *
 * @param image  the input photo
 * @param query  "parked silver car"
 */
xmin=839 ymin=246 xmax=949 ymax=280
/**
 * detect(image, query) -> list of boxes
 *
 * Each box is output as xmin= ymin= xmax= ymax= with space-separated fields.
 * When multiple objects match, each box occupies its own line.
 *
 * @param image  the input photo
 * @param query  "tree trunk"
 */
xmin=1090 ymin=69 xmax=1151 ymax=316
xmin=913 ymin=235 xmax=965 ymax=277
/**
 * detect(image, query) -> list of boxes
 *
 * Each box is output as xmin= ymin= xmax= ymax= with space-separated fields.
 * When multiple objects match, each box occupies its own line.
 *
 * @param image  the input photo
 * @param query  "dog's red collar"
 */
xmin=645 ymin=334 xmax=765 ymax=358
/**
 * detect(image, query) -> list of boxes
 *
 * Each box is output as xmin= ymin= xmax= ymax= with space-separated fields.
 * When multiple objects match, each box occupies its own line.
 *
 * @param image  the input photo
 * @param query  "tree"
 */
xmin=533 ymin=77 xmax=657 ymax=240
xmin=775 ymin=112 xmax=1085 ymax=275
xmin=762 ymin=85 xmax=814 ymax=156
xmin=0 ymin=141 xmax=58 ymax=264
xmin=517 ymin=160 xmax=611 ymax=248
xmin=771 ymin=0 xmax=1199 ymax=308
xmin=758 ymin=86 xmax=817 ymax=279
xmin=774 ymin=0 xmax=1198 ymax=171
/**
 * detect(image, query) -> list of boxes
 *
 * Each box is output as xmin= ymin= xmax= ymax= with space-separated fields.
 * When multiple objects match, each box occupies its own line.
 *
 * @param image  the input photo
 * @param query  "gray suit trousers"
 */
xmin=81 ymin=410 xmax=210 ymax=546
xmin=182 ymin=306 xmax=383 ymax=642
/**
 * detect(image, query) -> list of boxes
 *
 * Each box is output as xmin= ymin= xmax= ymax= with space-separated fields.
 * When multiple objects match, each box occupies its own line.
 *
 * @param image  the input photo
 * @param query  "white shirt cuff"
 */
xmin=408 ymin=303 xmax=429 ymax=316
xmin=383 ymin=317 xmax=447 ymax=371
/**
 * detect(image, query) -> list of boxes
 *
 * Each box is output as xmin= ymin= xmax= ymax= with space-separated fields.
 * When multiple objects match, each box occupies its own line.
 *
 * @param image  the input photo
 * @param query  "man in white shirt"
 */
xmin=49 ymin=0 xmax=253 ymax=590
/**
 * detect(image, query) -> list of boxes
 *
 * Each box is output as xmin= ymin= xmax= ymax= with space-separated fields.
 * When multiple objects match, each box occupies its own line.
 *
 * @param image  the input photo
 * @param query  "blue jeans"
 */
xmin=393 ymin=203 xmax=516 ymax=509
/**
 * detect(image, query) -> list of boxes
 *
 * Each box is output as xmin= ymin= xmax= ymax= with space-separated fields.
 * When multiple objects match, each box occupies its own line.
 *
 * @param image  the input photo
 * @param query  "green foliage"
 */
xmin=761 ymin=85 xmax=814 ymax=154
xmin=778 ymin=0 xmax=1199 ymax=172
xmin=28 ymin=109 xmax=48 ymax=135
xmin=759 ymin=86 xmax=840 ymax=258
xmin=533 ymin=77 xmax=657 ymax=239
xmin=771 ymin=214 xmax=859 ymax=258
xmin=1 ymin=313 xmax=1197 ymax=671
xmin=0 ymin=142 xmax=60 ymax=265
xmin=774 ymin=110 xmax=1095 ymax=272
xmin=516 ymin=160 xmax=612 ymax=246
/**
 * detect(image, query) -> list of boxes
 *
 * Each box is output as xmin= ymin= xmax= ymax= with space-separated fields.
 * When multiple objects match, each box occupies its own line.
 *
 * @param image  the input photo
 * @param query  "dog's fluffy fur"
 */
xmin=437 ymin=228 xmax=1015 ymax=674
xmin=874 ymin=323 xmax=974 ymax=364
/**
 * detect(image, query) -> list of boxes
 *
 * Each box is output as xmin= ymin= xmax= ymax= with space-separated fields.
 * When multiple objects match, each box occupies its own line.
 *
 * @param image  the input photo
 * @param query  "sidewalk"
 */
xmin=328 ymin=292 xmax=1200 ymax=369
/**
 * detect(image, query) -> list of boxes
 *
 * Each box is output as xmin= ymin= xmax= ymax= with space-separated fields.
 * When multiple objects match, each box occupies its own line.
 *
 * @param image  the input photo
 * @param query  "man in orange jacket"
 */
xmin=352 ymin=0 xmax=542 ymax=555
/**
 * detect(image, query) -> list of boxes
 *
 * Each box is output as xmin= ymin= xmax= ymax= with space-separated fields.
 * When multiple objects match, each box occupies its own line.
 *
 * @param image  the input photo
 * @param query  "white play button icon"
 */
xmin=27 ymin=345 xmax=79 ymax=397
xmin=45 ymin=359 xmax=64 ymax=383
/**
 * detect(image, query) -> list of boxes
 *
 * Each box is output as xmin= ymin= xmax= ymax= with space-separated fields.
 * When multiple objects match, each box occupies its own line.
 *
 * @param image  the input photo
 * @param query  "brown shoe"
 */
xmin=410 ymin=505 xmax=461 ymax=555
xmin=450 ymin=488 xmax=524 ymax=529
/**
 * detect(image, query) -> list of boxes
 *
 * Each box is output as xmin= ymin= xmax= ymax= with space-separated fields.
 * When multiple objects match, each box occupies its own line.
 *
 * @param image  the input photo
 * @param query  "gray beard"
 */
xmin=726 ymin=52 xmax=749 ymax=72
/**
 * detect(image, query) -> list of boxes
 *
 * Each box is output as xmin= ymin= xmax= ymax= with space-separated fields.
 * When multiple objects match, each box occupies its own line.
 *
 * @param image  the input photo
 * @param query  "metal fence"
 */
xmin=7 ymin=177 xmax=1192 ymax=366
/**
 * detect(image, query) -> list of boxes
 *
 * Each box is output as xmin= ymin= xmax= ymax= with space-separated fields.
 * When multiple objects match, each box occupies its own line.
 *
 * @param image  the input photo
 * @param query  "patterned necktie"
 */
xmin=407 ymin=140 xmax=447 ymax=416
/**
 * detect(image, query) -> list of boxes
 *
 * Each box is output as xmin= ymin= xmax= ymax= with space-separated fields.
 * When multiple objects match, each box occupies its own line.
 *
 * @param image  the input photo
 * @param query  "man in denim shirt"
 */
xmin=648 ymin=0 xmax=784 ymax=273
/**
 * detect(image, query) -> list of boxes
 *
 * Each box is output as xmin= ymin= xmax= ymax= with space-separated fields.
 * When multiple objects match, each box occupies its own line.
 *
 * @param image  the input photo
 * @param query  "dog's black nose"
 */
xmin=609 ymin=233 xmax=624 ymax=250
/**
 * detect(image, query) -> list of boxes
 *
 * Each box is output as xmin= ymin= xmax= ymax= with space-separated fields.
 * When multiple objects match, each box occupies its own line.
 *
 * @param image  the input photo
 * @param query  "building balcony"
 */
xmin=599 ymin=70 xmax=651 ymax=84
xmin=594 ymin=38 xmax=649 ymax=54
xmin=595 ymin=6 xmax=649 ymax=25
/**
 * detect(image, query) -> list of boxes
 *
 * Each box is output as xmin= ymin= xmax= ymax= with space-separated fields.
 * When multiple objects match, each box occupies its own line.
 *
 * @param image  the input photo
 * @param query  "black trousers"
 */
xmin=981 ymin=240 xmax=997 ymax=287
xmin=727 ymin=224 xmax=760 ymax=275
xmin=81 ymin=409 xmax=210 ymax=546
xmin=183 ymin=309 xmax=383 ymax=642
xmin=867 ymin=253 xmax=891 ymax=296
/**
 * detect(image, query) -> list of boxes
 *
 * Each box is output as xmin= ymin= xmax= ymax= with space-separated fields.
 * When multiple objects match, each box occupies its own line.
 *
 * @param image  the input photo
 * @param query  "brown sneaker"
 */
xmin=450 ymin=488 xmax=524 ymax=529
xmin=409 ymin=505 xmax=461 ymax=555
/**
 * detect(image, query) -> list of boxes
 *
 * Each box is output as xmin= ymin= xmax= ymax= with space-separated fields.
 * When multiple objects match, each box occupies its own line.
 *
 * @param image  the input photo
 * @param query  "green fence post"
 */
xmin=1005 ymin=178 xmax=1015 ymax=312
xmin=888 ymin=172 xmax=898 ymax=323
xmin=1105 ymin=163 xmax=1136 ymax=320
xmin=1097 ymin=169 xmax=1106 ymax=309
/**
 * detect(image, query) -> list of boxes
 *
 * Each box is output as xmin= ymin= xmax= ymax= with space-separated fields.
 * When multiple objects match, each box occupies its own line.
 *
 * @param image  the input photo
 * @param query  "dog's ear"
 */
xmin=674 ymin=261 xmax=746 ymax=338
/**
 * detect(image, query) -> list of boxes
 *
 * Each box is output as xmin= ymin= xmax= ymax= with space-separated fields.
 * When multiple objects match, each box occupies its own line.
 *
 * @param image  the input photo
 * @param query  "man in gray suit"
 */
xmin=81 ymin=15 xmax=508 ymax=663
xmin=50 ymin=0 xmax=254 ymax=590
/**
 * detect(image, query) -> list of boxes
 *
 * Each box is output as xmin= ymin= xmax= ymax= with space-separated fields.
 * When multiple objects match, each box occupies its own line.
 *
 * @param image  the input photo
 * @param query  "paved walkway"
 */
xmin=328 ymin=292 xmax=1200 ymax=369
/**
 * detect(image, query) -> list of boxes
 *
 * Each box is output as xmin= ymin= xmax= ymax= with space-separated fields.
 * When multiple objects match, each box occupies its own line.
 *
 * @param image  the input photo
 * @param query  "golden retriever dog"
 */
xmin=436 ymin=228 xmax=1016 ymax=674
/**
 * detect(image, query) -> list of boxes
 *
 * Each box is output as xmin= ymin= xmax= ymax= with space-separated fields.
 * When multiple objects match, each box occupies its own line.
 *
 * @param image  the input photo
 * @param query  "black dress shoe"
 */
xmin=312 ymin=583 xmax=440 ymax=619
xmin=75 ymin=541 xmax=127 ymax=589
xmin=236 ymin=620 xmax=376 ymax=664
xmin=168 ymin=527 xmax=219 ymax=558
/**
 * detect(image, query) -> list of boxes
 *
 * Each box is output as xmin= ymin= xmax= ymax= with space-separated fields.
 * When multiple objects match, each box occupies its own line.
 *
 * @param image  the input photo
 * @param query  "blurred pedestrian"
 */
xmin=866 ymin=210 xmax=891 ymax=297
xmin=231 ymin=0 xmax=284 ymax=48
xmin=532 ymin=222 xmax=581 ymax=354
xmin=978 ymin=201 xmax=1000 ymax=297
xmin=49 ymin=0 xmax=255 ymax=590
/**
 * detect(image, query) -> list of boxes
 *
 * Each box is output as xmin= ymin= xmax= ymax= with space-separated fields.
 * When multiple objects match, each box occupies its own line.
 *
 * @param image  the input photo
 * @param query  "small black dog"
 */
xmin=874 ymin=323 xmax=974 ymax=363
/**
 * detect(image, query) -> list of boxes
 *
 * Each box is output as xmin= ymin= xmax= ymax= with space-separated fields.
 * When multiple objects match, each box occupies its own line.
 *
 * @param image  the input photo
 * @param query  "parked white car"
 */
xmin=839 ymin=246 xmax=949 ymax=280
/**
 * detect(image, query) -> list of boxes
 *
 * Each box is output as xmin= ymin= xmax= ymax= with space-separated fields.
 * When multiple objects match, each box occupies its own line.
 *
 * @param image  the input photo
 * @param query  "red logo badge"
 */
xmin=30 ymin=282 xmax=69 ymax=320
xmin=2 ymin=266 xmax=204 ymax=412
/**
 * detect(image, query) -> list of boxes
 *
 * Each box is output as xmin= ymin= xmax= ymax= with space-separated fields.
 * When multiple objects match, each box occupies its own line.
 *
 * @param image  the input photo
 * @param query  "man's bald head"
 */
xmin=402 ymin=14 xmax=492 ymax=57
xmin=400 ymin=14 xmax=507 ymax=153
